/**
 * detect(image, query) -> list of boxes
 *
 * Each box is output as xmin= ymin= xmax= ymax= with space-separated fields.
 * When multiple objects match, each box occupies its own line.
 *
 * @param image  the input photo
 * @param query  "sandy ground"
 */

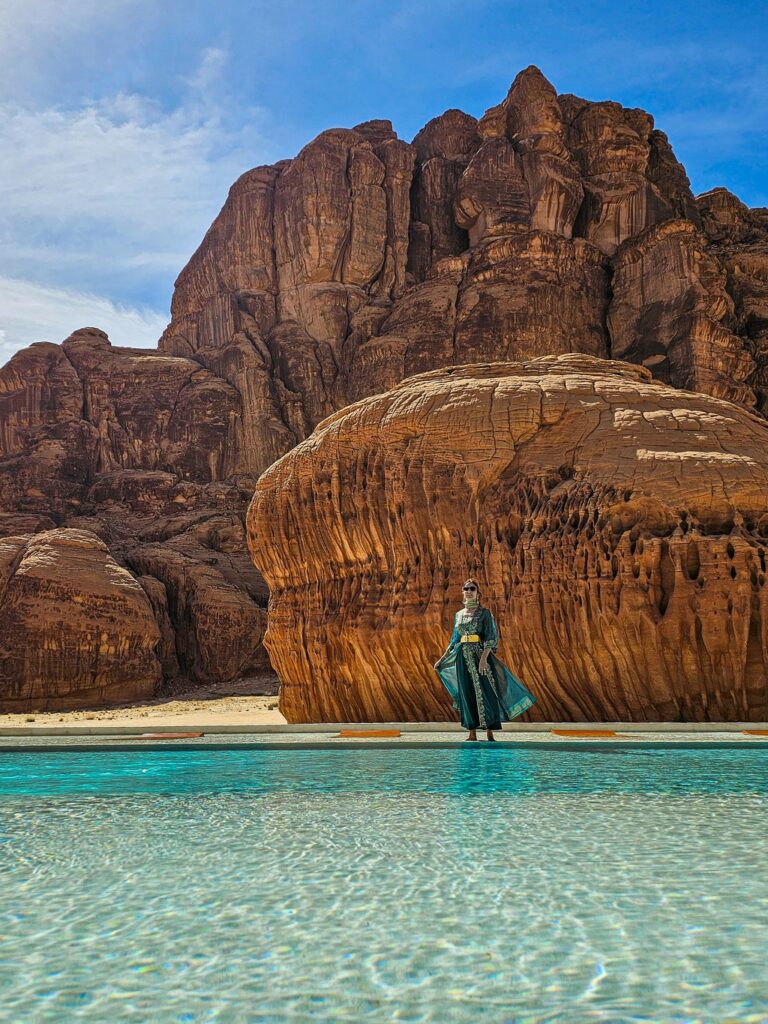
xmin=0 ymin=673 xmax=288 ymax=727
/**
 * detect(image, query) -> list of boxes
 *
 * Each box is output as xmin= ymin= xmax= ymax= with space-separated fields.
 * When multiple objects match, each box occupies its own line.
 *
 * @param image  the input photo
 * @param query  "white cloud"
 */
xmin=0 ymin=86 xmax=266 ymax=274
xmin=184 ymin=46 xmax=230 ymax=97
xmin=0 ymin=46 xmax=274 ymax=361
xmin=0 ymin=276 xmax=167 ymax=365
xmin=0 ymin=0 xmax=150 ymax=101
xmin=5 ymin=95 xmax=207 ymax=225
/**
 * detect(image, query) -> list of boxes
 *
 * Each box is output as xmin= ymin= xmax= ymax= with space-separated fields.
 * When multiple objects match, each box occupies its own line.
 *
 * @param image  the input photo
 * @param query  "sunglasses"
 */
xmin=462 ymin=585 xmax=477 ymax=591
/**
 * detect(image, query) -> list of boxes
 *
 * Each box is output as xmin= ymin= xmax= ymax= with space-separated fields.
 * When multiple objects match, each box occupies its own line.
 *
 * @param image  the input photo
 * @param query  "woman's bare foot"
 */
xmin=466 ymin=730 xmax=478 ymax=741
xmin=486 ymin=730 xmax=496 ymax=741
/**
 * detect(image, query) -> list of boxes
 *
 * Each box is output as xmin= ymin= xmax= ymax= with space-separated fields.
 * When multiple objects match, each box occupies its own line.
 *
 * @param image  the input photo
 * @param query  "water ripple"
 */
xmin=0 ymin=748 xmax=766 ymax=1022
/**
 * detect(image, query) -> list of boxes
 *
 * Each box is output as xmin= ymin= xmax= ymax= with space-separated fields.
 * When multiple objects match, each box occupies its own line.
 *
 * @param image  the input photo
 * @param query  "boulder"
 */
xmin=0 ymin=529 xmax=161 ymax=710
xmin=248 ymin=355 xmax=768 ymax=723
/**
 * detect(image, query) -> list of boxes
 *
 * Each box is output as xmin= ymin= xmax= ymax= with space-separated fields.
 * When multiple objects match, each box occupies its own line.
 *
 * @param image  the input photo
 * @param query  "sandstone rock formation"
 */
xmin=695 ymin=187 xmax=768 ymax=415
xmin=3 ymin=64 xmax=768 ymax=711
xmin=608 ymin=220 xmax=755 ymax=408
xmin=157 ymin=64 xmax=768 ymax=463
xmin=0 ymin=529 xmax=161 ymax=710
xmin=0 ymin=329 xmax=268 ymax=708
xmin=248 ymin=355 xmax=768 ymax=723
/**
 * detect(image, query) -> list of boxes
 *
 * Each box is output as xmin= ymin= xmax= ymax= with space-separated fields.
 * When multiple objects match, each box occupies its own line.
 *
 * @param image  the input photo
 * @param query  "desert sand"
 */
xmin=0 ymin=673 xmax=287 ymax=728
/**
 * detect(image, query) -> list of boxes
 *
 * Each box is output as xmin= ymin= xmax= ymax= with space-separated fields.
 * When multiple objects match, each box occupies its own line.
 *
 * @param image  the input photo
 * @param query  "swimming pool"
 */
xmin=1 ymin=746 xmax=766 ymax=1022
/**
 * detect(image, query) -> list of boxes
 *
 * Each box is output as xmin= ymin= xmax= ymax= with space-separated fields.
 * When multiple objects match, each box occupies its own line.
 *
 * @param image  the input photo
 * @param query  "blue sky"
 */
xmin=1 ymin=0 xmax=766 ymax=363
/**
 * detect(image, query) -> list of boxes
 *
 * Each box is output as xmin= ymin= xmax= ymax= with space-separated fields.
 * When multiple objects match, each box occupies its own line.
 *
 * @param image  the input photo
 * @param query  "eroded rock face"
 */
xmin=609 ymin=220 xmax=756 ymax=406
xmin=127 ymin=539 xmax=268 ymax=685
xmin=3 ymin=65 xmax=768 ymax=710
xmin=410 ymin=109 xmax=478 ymax=268
xmin=0 ymin=529 xmax=162 ymax=710
xmin=695 ymin=188 xmax=768 ymax=416
xmin=247 ymin=355 xmax=768 ymax=723
xmin=0 ymin=328 xmax=241 ymax=511
xmin=160 ymin=124 xmax=416 ymax=478
xmin=153 ymin=64 xmax=764 ymax=432
xmin=68 ymin=480 xmax=270 ymax=688
xmin=0 ymin=330 xmax=268 ymax=705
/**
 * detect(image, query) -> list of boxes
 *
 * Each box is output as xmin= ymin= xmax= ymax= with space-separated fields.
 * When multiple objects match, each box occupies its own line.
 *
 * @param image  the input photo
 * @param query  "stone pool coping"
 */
xmin=1 ymin=721 xmax=767 ymax=751
xmin=1 ymin=721 xmax=766 ymax=735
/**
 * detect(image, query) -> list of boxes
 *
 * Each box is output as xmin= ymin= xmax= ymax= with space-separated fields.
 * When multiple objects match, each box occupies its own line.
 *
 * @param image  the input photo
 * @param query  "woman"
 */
xmin=434 ymin=579 xmax=536 ymax=741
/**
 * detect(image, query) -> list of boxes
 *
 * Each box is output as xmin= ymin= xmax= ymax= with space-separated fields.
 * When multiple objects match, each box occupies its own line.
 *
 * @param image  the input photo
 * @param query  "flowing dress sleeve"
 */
xmin=446 ymin=614 xmax=461 ymax=654
xmin=481 ymin=608 xmax=538 ymax=720
xmin=480 ymin=608 xmax=499 ymax=651
xmin=435 ymin=611 xmax=461 ymax=710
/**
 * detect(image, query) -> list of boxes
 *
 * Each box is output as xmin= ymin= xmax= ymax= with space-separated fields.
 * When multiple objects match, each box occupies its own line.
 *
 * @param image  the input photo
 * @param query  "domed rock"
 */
xmin=248 ymin=354 xmax=768 ymax=723
xmin=0 ymin=528 xmax=162 ymax=710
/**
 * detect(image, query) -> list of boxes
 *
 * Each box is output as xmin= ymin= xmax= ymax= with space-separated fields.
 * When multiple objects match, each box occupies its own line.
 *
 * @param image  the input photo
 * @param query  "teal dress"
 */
xmin=435 ymin=605 xmax=536 ymax=729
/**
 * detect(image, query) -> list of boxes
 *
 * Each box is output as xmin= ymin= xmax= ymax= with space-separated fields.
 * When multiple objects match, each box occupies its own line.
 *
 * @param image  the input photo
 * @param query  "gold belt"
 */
xmin=460 ymin=634 xmax=481 ymax=643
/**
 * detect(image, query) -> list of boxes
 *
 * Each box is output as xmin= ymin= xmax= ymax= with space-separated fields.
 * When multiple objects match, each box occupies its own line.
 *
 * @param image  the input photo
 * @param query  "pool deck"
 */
xmin=1 ymin=721 xmax=767 ymax=750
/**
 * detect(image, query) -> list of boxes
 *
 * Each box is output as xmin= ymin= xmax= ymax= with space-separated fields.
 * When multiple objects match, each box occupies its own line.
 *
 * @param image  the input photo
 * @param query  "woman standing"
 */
xmin=434 ymin=579 xmax=536 ymax=741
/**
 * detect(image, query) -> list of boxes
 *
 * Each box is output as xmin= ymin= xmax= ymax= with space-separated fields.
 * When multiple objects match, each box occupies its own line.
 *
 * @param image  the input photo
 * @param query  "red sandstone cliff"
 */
xmin=2 ymin=66 xmax=768 ymax=711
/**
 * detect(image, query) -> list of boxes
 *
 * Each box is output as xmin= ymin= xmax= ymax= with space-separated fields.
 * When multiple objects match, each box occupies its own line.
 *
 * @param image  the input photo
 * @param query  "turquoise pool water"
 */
xmin=1 ymin=746 xmax=766 ymax=1023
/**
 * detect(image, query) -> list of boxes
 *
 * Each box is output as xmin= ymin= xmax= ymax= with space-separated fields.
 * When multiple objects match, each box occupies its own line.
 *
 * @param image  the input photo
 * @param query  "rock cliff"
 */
xmin=0 ymin=329 xmax=268 ymax=709
xmin=3 ymin=65 xmax=768 ymax=710
xmin=161 ymin=65 xmax=768 ymax=440
xmin=248 ymin=355 xmax=768 ymax=723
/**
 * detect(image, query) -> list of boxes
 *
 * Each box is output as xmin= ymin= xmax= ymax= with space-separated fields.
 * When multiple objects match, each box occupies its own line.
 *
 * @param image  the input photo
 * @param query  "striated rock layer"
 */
xmin=248 ymin=355 xmax=768 ymax=723
xmin=0 ymin=529 xmax=162 ymax=710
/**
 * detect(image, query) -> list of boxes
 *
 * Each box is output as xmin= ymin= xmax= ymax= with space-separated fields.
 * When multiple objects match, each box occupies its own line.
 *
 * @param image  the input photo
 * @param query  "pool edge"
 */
xmin=2 ymin=739 xmax=768 ymax=753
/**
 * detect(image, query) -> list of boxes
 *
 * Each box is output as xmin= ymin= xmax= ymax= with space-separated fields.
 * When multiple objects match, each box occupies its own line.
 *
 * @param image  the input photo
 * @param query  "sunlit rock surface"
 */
xmin=161 ymin=64 xmax=766 ymax=445
xmin=0 ymin=529 xmax=162 ymax=710
xmin=248 ymin=355 xmax=768 ymax=723
xmin=3 ymin=65 xmax=768 ymax=709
